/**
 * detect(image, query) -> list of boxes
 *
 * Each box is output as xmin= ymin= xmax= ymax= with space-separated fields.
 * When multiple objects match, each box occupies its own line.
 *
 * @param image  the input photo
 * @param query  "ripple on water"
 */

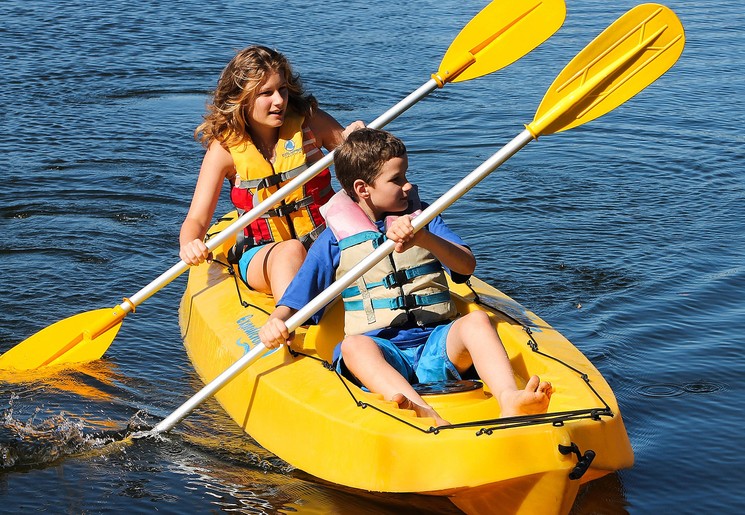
xmin=634 ymin=382 xmax=726 ymax=398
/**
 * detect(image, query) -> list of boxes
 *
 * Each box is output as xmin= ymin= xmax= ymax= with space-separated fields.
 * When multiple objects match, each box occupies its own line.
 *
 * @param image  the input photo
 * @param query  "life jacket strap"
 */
xmin=234 ymin=164 xmax=308 ymax=190
xmin=297 ymin=224 xmax=326 ymax=250
xmin=341 ymin=261 xmax=443 ymax=298
xmin=260 ymin=183 xmax=332 ymax=219
xmin=228 ymin=219 xmax=327 ymax=265
xmin=343 ymin=291 xmax=452 ymax=312
xmin=382 ymin=261 xmax=442 ymax=289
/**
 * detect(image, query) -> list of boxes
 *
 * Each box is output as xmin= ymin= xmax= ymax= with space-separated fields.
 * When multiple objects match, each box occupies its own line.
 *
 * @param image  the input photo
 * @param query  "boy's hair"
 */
xmin=334 ymin=128 xmax=407 ymax=201
xmin=195 ymin=45 xmax=317 ymax=148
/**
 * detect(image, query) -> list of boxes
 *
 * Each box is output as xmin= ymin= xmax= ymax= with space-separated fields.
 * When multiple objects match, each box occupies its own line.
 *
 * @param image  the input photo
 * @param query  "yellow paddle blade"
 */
xmin=0 ymin=307 xmax=125 ymax=371
xmin=435 ymin=0 xmax=566 ymax=85
xmin=528 ymin=3 xmax=685 ymax=137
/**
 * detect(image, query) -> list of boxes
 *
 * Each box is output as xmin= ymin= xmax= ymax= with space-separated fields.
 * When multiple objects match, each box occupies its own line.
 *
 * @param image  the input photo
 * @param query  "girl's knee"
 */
xmin=266 ymin=239 xmax=307 ymax=274
xmin=279 ymin=239 xmax=307 ymax=262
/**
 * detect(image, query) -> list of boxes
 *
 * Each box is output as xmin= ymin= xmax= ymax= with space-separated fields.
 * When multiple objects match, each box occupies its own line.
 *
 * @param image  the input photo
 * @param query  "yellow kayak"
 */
xmin=180 ymin=212 xmax=633 ymax=514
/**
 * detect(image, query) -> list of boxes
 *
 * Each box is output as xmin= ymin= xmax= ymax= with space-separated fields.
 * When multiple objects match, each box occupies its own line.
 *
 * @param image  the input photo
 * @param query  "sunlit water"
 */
xmin=1 ymin=0 xmax=743 ymax=513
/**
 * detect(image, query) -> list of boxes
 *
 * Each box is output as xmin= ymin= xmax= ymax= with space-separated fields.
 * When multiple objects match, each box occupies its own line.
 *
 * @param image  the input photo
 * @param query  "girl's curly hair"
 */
xmin=194 ymin=46 xmax=317 ymax=148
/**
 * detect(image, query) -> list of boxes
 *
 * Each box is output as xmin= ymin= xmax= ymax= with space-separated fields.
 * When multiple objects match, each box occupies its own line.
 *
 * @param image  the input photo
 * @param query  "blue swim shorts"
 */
xmin=337 ymin=321 xmax=471 ymax=385
xmin=237 ymin=244 xmax=270 ymax=283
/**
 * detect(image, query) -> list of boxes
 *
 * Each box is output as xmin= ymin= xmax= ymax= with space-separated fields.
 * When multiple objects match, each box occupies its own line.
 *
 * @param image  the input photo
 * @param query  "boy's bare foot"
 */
xmin=499 ymin=375 xmax=553 ymax=418
xmin=392 ymin=393 xmax=450 ymax=427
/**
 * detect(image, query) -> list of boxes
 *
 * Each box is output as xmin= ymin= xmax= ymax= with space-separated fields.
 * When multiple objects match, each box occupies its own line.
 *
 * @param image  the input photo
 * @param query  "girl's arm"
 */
xmin=308 ymin=108 xmax=364 ymax=151
xmin=179 ymin=140 xmax=235 ymax=264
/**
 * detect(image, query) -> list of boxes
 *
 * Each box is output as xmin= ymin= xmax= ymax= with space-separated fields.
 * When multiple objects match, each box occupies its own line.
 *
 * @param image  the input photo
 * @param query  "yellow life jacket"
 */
xmin=228 ymin=110 xmax=333 ymax=253
xmin=321 ymin=190 xmax=457 ymax=336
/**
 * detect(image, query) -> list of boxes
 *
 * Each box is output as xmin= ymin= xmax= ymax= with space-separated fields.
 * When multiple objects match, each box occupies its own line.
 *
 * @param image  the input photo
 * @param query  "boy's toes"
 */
xmin=525 ymin=375 xmax=541 ymax=392
xmin=539 ymin=381 xmax=553 ymax=397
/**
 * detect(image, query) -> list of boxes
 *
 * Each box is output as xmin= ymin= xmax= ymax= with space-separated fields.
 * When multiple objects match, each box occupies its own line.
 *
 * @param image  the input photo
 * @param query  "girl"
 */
xmin=180 ymin=45 xmax=361 ymax=299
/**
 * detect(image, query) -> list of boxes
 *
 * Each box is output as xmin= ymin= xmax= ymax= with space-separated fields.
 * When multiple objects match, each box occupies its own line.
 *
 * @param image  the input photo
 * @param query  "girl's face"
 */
xmin=248 ymin=70 xmax=288 ymax=129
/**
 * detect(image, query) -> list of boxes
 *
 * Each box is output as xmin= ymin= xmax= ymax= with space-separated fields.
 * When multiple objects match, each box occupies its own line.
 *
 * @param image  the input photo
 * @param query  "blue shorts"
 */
xmin=237 ymin=244 xmax=270 ymax=283
xmin=337 ymin=321 xmax=469 ymax=385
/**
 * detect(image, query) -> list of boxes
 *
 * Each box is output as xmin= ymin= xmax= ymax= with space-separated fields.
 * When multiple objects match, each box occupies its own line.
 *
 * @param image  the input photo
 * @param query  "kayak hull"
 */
xmin=180 ymin=212 xmax=633 ymax=514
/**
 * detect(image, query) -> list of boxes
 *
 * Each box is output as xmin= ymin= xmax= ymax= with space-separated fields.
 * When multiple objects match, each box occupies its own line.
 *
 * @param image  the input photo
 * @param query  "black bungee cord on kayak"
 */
xmin=205 ymin=257 xmax=271 ymax=316
xmin=285 ymin=323 xmax=614 ymax=437
xmin=205 ymin=220 xmax=272 ymax=316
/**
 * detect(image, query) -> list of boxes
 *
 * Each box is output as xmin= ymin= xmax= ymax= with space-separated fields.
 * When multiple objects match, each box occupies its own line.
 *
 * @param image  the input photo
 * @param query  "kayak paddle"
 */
xmin=0 ymin=0 xmax=566 ymax=371
xmin=148 ymin=3 xmax=684 ymax=435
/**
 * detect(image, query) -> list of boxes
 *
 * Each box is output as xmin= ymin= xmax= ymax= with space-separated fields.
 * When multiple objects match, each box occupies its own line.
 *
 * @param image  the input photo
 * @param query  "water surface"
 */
xmin=1 ymin=1 xmax=743 ymax=513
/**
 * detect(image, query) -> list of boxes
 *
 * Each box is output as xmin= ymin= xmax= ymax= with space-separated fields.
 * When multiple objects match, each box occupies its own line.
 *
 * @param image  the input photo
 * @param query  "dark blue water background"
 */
xmin=1 ymin=0 xmax=743 ymax=512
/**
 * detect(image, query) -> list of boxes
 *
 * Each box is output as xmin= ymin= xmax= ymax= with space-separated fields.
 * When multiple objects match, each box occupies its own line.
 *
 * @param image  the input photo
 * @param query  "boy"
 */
xmin=259 ymin=128 xmax=551 ymax=425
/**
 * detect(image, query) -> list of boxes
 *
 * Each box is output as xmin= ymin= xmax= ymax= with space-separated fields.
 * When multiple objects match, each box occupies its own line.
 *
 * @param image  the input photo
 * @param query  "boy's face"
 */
xmin=365 ymin=154 xmax=412 ymax=217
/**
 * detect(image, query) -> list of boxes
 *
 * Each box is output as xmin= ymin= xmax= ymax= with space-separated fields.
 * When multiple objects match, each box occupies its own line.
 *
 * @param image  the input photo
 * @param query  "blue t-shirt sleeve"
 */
xmin=276 ymin=228 xmax=339 ymax=325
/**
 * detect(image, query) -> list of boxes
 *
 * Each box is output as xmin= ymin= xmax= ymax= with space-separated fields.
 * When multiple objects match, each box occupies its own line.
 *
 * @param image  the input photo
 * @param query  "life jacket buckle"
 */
xmin=383 ymin=269 xmax=411 ymax=289
xmin=371 ymin=234 xmax=386 ymax=249
xmin=270 ymin=202 xmax=296 ymax=217
xmin=255 ymin=174 xmax=285 ymax=190
xmin=266 ymin=195 xmax=316 ymax=218
xmin=391 ymin=294 xmax=419 ymax=311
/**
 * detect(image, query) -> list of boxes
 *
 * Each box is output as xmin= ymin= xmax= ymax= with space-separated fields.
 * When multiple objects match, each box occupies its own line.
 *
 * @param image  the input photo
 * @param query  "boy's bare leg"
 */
xmin=341 ymin=335 xmax=450 ymax=426
xmin=446 ymin=311 xmax=552 ymax=416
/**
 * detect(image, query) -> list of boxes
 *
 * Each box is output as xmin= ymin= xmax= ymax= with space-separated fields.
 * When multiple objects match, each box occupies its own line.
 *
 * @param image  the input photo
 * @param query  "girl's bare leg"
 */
xmin=246 ymin=239 xmax=307 ymax=299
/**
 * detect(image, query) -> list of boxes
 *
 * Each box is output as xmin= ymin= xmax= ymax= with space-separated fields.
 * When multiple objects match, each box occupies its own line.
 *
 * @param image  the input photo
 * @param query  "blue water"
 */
xmin=1 ymin=0 xmax=743 ymax=513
